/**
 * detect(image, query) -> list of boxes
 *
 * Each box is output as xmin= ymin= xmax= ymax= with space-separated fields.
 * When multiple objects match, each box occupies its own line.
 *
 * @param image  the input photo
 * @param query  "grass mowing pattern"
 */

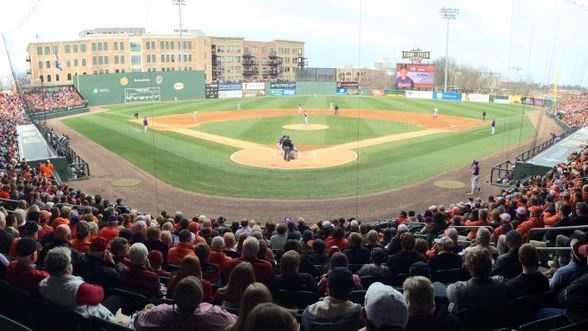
xmin=64 ymin=96 xmax=535 ymax=199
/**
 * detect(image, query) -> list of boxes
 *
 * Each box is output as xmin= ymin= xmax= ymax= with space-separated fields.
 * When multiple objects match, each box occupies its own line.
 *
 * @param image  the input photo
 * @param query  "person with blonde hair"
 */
xmin=227 ymin=282 xmax=272 ymax=331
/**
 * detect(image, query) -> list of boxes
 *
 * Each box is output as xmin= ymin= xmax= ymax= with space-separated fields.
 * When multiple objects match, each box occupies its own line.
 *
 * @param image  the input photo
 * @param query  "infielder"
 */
xmin=491 ymin=119 xmax=496 ymax=135
xmin=143 ymin=116 xmax=149 ymax=133
xmin=433 ymin=108 xmax=439 ymax=118
xmin=334 ymin=104 xmax=339 ymax=116
xmin=192 ymin=111 xmax=198 ymax=123
xmin=298 ymin=104 xmax=303 ymax=114
xmin=470 ymin=160 xmax=480 ymax=195
xmin=304 ymin=111 xmax=309 ymax=126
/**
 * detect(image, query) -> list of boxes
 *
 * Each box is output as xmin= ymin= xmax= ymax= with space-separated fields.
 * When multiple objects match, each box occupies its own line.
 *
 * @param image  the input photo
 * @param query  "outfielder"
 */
xmin=298 ymin=104 xmax=303 ymax=114
xmin=491 ymin=119 xmax=496 ymax=135
xmin=143 ymin=116 xmax=149 ymax=133
xmin=304 ymin=111 xmax=309 ymax=126
xmin=334 ymin=104 xmax=339 ymax=116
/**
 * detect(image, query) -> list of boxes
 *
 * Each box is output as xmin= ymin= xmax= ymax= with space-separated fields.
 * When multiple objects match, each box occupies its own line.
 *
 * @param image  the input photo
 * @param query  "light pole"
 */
xmin=173 ymin=0 xmax=187 ymax=71
xmin=440 ymin=7 xmax=458 ymax=92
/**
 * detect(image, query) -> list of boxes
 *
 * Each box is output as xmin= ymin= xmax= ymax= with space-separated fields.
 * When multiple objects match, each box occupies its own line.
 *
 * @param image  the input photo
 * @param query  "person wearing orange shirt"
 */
xmin=98 ymin=215 xmax=120 ymax=242
xmin=39 ymin=160 xmax=54 ymax=178
xmin=167 ymin=230 xmax=195 ymax=266
xmin=70 ymin=221 xmax=92 ymax=254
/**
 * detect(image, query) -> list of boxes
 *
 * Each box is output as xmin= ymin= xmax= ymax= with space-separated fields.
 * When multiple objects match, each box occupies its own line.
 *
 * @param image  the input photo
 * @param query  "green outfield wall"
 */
xmin=295 ymin=81 xmax=337 ymax=96
xmin=74 ymin=71 xmax=205 ymax=106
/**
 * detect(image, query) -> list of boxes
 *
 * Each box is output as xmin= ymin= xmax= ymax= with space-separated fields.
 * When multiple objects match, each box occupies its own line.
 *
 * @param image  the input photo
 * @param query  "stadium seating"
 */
xmin=2 ymin=90 xmax=588 ymax=331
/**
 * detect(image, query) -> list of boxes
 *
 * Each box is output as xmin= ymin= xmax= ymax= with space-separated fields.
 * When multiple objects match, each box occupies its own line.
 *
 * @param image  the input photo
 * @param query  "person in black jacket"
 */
xmin=272 ymin=250 xmax=317 ymax=293
xmin=344 ymin=232 xmax=371 ymax=265
xmin=506 ymin=244 xmax=549 ymax=299
xmin=77 ymin=237 xmax=121 ymax=290
xmin=429 ymin=237 xmax=462 ymax=272
xmin=387 ymin=233 xmax=425 ymax=277
xmin=492 ymin=231 xmax=522 ymax=279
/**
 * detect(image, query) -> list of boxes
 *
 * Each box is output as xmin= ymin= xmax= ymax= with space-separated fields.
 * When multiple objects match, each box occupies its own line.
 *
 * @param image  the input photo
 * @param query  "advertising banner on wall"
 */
xmin=269 ymin=82 xmax=296 ymax=96
xmin=462 ymin=93 xmax=490 ymax=103
xmin=218 ymin=83 xmax=243 ymax=99
xmin=242 ymin=82 xmax=265 ymax=97
xmin=433 ymin=91 xmax=461 ymax=101
xmin=395 ymin=63 xmax=435 ymax=90
xmin=509 ymin=95 xmax=522 ymax=104
xmin=491 ymin=95 xmax=509 ymax=104
xmin=405 ymin=90 xmax=433 ymax=99
xmin=205 ymin=83 xmax=219 ymax=99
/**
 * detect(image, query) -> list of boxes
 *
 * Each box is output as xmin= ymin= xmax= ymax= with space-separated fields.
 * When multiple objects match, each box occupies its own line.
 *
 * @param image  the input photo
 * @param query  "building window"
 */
xmin=73 ymin=45 xmax=78 ymax=53
xmin=47 ymin=75 xmax=51 ymax=82
xmin=114 ymin=42 xmax=118 ymax=50
xmin=99 ymin=70 xmax=103 ymax=74
xmin=92 ymin=56 xmax=97 ymax=65
xmin=92 ymin=43 xmax=96 ymax=51
xmin=38 ymin=61 xmax=43 ymax=69
xmin=188 ymin=54 xmax=192 ymax=62
xmin=67 ymin=73 xmax=72 ymax=80
xmin=104 ymin=56 xmax=108 ymax=64
xmin=97 ymin=43 xmax=103 ymax=51
xmin=165 ymin=41 xmax=170 ymax=49
xmin=39 ymin=75 xmax=44 ymax=83
xmin=82 ymin=58 xmax=87 ymax=66
xmin=52 ymin=46 xmax=58 ymax=54
xmin=145 ymin=41 xmax=150 ymax=50
xmin=65 ymin=45 xmax=71 ymax=53
xmin=44 ymin=46 xmax=50 ymax=55
xmin=114 ymin=55 xmax=119 ymax=64
xmin=37 ymin=47 xmax=42 ymax=55
xmin=103 ymin=42 xmax=108 ymax=51
xmin=120 ymin=56 xmax=125 ymax=64
xmin=130 ymin=42 xmax=141 ymax=52
xmin=105 ymin=69 xmax=109 ymax=74
xmin=166 ymin=54 xmax=170 ymax=62
xmin=115 ymin=69 xmax=120 ymax=73
xmin=161 ymin=54 xmax=165 ymax=63
xmin=171 ymin=54 xmax=175 ymax=63
xmin=80 ymin=44 xmax=86 ymax=52
xmin=131 ymin=55 xmax=141 ymax=65
xmin=98 ymin=56 xmax=103 ymax=65
xmin=45 ymin=60 xmax=50 ymax=68
xmin=151 ymin=54 xmax=156 ymax=63
xmin=55 ymin=74 xmax=60 ymax=81
xmin=119 ymin=42 xmax=124 ymax=50
xmin=171 ymin=41 xmax=175 ymax=50
xmin=146 ymin=55 xmax=150 ymax=63
xmin=66 ymin=60 xmax=71 ymax=67
xmin=151 ymin=41 xmax=156 ymax=49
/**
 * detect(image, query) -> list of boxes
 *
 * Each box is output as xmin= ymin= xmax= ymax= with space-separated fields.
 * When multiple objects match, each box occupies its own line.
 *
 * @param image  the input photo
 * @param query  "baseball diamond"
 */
xmin=61 ymin=95 xmax=536 ymax=199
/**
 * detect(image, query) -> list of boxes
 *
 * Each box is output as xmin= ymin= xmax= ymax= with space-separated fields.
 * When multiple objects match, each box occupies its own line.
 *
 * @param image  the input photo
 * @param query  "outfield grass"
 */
xmin=196 ymin=115 xmax=420 ymax=145
xmin=64 ymin=96 xmax=536 ymax=199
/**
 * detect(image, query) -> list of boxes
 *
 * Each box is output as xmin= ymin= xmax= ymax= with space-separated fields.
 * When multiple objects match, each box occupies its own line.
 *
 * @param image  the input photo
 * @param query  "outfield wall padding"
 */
xmin=295 ymin=81 xmax=337 ymax=96
xmin=74 ymin=71 xmax=206 ymax=106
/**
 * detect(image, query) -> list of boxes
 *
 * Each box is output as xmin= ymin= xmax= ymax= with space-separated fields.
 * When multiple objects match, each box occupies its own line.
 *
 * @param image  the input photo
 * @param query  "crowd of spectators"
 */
xmin=0 ymin=93 xmax=26 ymax=170
xmin=23 ymin=86 xmax=86 ymax=113
xmin=556 ymin=93 xmax=588 ymax=128
xmin=2 ymin=94 xmax=588 ymax=330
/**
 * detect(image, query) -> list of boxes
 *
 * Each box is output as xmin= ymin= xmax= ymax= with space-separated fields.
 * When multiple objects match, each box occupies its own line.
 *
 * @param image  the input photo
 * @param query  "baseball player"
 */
xmin=469 ymin=160 xmax=480 ymax=195
xmin=482 ymin=111 xmax=487 ymax=121
xmin=298 ymin=104 xmax=303 ymax=114
xmin=143 ymin=116 xmax=149 ymax=133
xmin=134 ymin=112 xmax=139 ymax=120
xmin=433 ymin=108 xmax=439 ymax=118
xmin=192 ymin=111 xmax=198 ymax=123
xmin=491 ymin=119 xmax=496 ymax=135
xmin=334 ymin=104 xmax=339 ymax=116
xmin=304 ymin=111 xmax=309 ymax=126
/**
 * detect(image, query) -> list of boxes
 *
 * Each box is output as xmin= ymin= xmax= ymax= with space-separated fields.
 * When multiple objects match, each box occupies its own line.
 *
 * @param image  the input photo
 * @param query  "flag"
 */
xmin=55 ymin=53 xmax=62 ymax=72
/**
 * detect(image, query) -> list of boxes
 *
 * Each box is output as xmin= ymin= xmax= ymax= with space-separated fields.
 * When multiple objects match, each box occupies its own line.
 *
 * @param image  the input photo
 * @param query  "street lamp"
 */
xmin=440 ymin=7 xmax=459 ymax=93
xmin=172 ymin=0 xmax=188 ymax=71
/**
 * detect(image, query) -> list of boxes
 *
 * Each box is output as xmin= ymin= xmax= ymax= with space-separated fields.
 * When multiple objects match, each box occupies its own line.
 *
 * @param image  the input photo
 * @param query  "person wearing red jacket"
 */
xmin=6 ymin=238 xmax=48 ymax=294
xmin=223 ymin=237 xmax=273 ymax=286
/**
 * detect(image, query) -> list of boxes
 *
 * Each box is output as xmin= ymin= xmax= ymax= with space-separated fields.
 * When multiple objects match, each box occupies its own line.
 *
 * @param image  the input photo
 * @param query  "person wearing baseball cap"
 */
xmin=5 ymin=237 xmax=48 ymax=293
xmin=302 ymin=267 xmax=363 ymax=331
xmin=550 ymin=237 xmax=588 ymax=293
xmin=360 ymin=281 xmax=408 ymax=331
xmin=558 ymin=243 xmax=588 ymax=319
xmin=77 ymin=237 xmax=121 ymax=290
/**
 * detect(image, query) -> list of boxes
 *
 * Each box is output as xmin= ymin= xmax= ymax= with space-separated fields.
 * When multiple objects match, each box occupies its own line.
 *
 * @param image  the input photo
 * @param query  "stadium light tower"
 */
xmin=173 ymin=0 xmax=188 ymax=71
xmin=440 ymin=7 xmax=459 ymax=92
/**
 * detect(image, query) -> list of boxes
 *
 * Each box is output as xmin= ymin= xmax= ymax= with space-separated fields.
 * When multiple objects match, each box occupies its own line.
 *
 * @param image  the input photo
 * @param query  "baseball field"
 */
xmin=62 ymin=96 xmax=535 ymax=199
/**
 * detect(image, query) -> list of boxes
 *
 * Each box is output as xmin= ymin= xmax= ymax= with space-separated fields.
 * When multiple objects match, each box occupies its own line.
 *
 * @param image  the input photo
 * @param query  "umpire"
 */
xmin=281 ymin=135 xmax=294 ymax=161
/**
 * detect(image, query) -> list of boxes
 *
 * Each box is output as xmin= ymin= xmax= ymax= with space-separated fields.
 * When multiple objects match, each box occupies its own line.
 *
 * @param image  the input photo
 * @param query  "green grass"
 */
xmin=64 ymin=96 xmax=536 ymax=199
xmin=196 ymin=115 xmax=420 ymax=145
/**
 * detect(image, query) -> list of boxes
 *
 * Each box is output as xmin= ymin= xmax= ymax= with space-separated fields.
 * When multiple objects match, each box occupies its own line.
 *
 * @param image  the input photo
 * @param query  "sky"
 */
xmin=1 ymin=0 xmax=588 ymax=87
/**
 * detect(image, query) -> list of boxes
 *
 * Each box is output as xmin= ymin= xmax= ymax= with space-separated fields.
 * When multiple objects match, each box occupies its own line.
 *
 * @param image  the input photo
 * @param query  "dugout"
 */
xmin=74 ymin=71 xmax=206 ymax=106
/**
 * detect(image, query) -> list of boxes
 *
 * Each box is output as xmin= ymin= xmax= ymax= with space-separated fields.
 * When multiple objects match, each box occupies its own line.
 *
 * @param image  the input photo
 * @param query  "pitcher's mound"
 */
xmin=231 ymin=147 xmax=356 ymax=170
xmin=283 ymin=124 xmax=329 ymax=131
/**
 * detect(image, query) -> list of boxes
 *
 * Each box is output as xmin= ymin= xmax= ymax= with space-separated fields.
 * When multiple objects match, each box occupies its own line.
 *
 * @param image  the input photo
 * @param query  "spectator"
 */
xmin=5 ymin=237 xmax=48 ymax=294
xmin=120 ymin=242 xmax=162 ymax=298
xmin=77 ymin=237 xmax=121 ymax=290
xmin=492 ymin=230 xmax=523 ymax=279
xmin=303 ymin=267 xmax=363 ymax=331
xmin=39 ymin=246 xmax=114 ymax=321
xmin=463 ymin=227 xmax=498 ymax=259
xmin=428 ymin=237 xmax=462 ymax=272
xmin=223 ymin=232 xmax=239 ymax=258
xmin=70 ymin=220 xmax=91 ymax=253
xmin=318 ymin=252 xmax=362 ymax=295
xmin=359 ymin=282 xmax=408 ymax=331
xmin=98 ymin=215 xmax=120 ymax=242
xmin=344 ymin=232 xmax=371 ymax=265
xmin=387 ymin=233 xmax=426 ymax=276
xmin=550 ymin=238 xmax=588 ymax=293
xmin=386 ymin=224 xmax=409 ymax=256
xmin=326 ymin=227 xmax=349 ymax=251
xmin=506 ymin=244 xmax=549 ymax=298
xmin=144 ymin=226 xmax=168 ymax=260
xmin=134 ymin=276 xmax=236 ymax=331
xmin=147 ymin=250 xmax=170 ymax=278
xmin=216 ymin=261 xmax=256 ymax=311
xmin=558 ymin=243 xmax=588 ymax=320
xmin=308 ymin=239 xmax=329 ymax=266
xmin=272 ymin=250 xmax=317 ymax=292
xmin=224 ymin=237 xmax=273 ymax=286
xmin=167 ymin=229 xmax=195 ymax=265
xmin=270 ymin=223 xmax=288 ymax=251
xmin=357 ymin=247 xmax=392 ymax=280
xmin=447 ymin=247 xmax=507 ymax=313
xmin=195 ymin=243 xmax=221 ymax=283
xmin=167 ymin=255 xmax=214 ymax=302
xmin=209 ymin=235 xmax=231 ymax=271
xmin=228 ymin=282 xmax=273 ymax=331
xmin=244 ymin=302 xmax=298 ymax=331
xmin=403 ymin=276 xmax=461 ymax=331
xmin=110 ymin=236 xmax=131 ymax=270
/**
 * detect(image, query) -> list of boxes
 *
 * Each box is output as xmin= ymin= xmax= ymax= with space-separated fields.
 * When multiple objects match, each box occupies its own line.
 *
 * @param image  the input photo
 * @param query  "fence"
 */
xmin=37 ymin=124 xmax=90 ymax=179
